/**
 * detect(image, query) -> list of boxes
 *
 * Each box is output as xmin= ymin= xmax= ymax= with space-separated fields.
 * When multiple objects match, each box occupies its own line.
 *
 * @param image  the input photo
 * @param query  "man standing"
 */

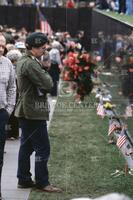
xmin=15 ymin=32 xmax=61 ymax=192
xmin=0 ymin=34 xmax=16 ymax=199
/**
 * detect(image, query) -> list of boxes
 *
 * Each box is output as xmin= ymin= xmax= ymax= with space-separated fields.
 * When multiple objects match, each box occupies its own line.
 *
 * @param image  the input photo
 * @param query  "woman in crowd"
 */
xmin=49 ymin=40 xmax=62 ymax=97
xmin=6 ymin=49 xmax=22 ymax=139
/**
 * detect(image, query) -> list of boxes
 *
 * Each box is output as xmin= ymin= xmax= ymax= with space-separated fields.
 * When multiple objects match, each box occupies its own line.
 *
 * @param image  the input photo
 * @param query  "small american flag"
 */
xmin=108 ymin=120 xmax=121 ymax=136
xmin=97 ymin=103 xmax=105 ymax=118
xmin=116 ymin=134 xmax=127 ymax=148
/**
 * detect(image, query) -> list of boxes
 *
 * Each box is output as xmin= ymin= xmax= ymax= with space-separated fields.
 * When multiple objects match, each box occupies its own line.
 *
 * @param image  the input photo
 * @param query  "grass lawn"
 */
xmin=95 ymin=9 xmax=133 ymax=26
xmin=28 ymin=71 xmax=133 ymax=200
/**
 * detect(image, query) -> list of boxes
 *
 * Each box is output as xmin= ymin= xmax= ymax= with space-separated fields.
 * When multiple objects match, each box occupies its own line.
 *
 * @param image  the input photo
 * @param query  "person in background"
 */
xmin=15 ymin=41 xmax=26 ymax=54
xmin=6 ymin=49 xmax=22 ymax=67
xmin=15 ymin=32 xmax=62 ymax=192
xmin=97 ymin=31 xmax=105 ymax=60
xmin=103 ymin=35 xmax=113 ymax=69
xmin=6 ymin=49 xmax=22 ymax=139
xmin=0 ymin=34 xmax=16 ymax=200
xmin=41 ymin=50 xmax=51 ymax=71
xmin=49 ymin=40 xmax=62 ymax=97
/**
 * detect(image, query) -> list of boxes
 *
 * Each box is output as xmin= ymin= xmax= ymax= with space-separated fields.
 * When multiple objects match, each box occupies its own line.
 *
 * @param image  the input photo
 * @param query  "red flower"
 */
xmin=68 ymin=56 xmax=76 ymax=65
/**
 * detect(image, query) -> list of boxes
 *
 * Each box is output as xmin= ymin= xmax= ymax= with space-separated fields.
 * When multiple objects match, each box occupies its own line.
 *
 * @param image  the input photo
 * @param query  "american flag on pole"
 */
xmin=97 ymin=103 xmax=105 ymax=118
xmin=38 ymin=7 xmax=53 ymax=36
xmin=108 ymin=120 xmax=121 ymax=136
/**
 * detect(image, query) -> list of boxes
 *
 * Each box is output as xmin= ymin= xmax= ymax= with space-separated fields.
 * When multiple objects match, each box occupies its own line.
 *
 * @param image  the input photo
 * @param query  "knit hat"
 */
xmin=25 ymin=32 xmax=48 ymax=49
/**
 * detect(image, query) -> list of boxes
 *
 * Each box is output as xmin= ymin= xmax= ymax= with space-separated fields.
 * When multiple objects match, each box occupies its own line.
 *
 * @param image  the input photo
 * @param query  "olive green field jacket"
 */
xmin=15 ymin=51 xmax=53 ymax=120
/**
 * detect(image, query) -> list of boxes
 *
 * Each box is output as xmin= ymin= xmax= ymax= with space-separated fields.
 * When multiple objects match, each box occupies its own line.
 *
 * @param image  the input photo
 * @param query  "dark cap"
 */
xmin=25 ymin=32 xmax=48 ymax=49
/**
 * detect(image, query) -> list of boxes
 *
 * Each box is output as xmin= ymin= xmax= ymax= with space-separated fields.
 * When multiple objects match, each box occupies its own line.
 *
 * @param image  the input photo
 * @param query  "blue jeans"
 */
xmin=126 ymin=0 xmax=133 ymax=15
xmin=17 ymin=118 xmax=50 ymax=187
xmin=0 ymin=109 xmax=9 ymax=195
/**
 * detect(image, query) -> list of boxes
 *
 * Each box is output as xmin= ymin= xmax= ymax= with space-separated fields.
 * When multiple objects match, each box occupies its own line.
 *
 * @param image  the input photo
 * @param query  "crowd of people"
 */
xmin=95 ymin=0 xmax=133 ymax=15
xmin=96 ymin=31 xmax=133 ymax=68
xmin=0 ymin=0 xmax=75 ymax=8
xmin=0 ymin=0 xmax=63 ymax=7
xmin=0 ymin=0 xmax=133 ymax=15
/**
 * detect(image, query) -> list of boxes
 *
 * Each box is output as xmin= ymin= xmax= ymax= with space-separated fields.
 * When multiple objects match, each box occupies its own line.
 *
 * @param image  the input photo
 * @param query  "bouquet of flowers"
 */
xmin=62 ymin=51 xmax=96 ymax=101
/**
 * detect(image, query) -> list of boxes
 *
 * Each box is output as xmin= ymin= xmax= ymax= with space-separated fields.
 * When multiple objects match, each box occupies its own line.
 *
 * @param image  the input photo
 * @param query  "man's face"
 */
xmin=0 ymin=36 xmax=6 ymax=57
xmin=31 ymin=44 xmax=47 ymax=58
